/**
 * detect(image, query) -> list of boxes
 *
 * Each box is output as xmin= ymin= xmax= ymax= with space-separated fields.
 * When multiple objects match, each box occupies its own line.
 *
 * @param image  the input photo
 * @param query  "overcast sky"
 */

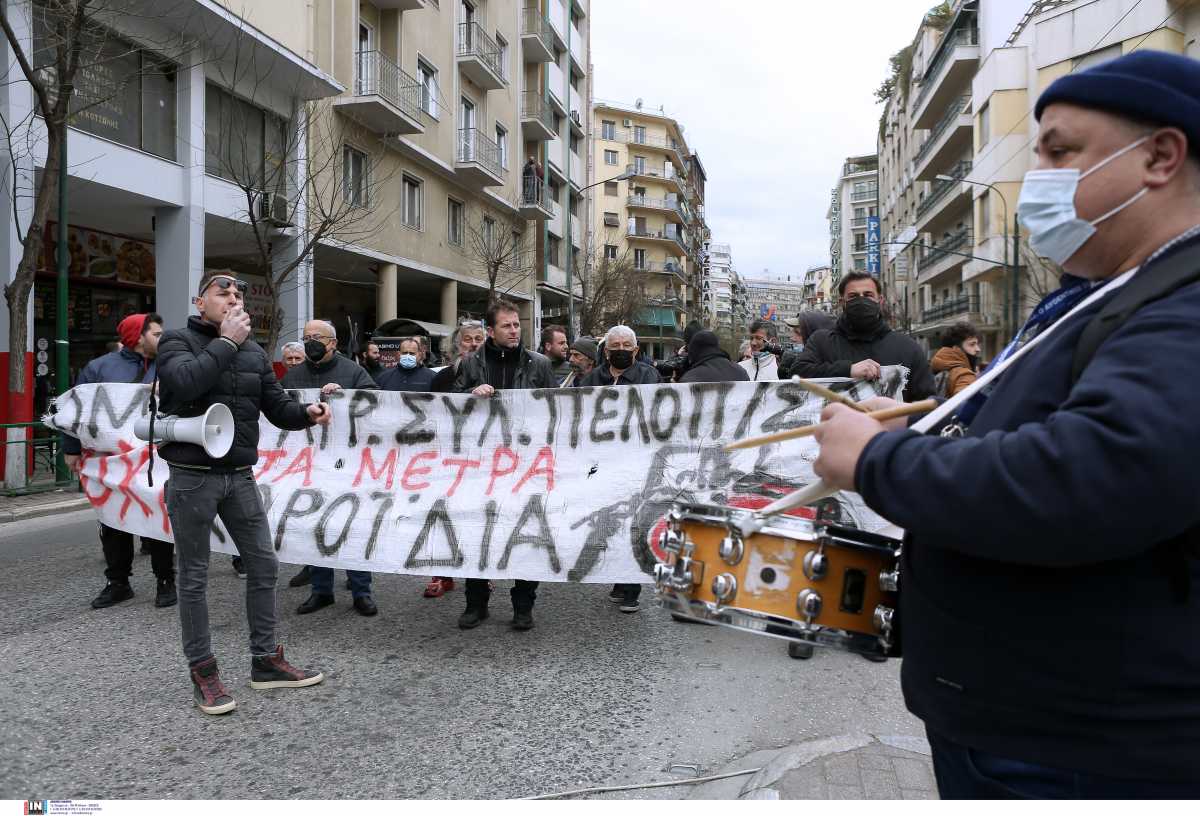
xmin=591 ymin=0 xmax=939 ymax=283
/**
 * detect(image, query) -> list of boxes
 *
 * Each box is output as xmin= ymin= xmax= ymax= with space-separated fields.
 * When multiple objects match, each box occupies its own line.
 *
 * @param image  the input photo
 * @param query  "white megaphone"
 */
xmin=134 ymin=403 xmax=236 ymax=459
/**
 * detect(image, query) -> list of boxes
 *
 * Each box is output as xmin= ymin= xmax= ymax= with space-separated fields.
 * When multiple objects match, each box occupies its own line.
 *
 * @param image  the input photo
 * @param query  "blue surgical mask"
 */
xmin=399 ymin=354 xmax=418 ymax=369
xmin=1016 ymin=136 xmax=1149 ymax=266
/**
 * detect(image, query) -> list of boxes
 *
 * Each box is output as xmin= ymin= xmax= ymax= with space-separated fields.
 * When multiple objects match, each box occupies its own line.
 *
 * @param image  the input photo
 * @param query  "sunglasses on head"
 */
xmin=201 ymin=277 xmax=248 ymax=296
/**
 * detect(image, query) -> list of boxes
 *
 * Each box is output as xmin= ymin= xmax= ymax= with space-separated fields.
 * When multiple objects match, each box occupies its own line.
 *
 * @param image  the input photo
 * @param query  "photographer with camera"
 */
xmin=739 ymin=319 xmax=782 ymax=381
xmin=156 ymin=272 xmax=331 ymax=715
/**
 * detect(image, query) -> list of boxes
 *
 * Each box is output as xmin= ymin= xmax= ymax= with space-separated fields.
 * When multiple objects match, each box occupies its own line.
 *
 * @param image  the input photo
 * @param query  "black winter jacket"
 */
xmin=61 ymin=348 xmax=155 ymax=455
xmin=680 ymin=332 xmax=749 ymax=384
xmin=453 ymin=340 xmax=556 ymax=392
xmin=790 ymin=316 xmax=935 ymax=401
xmin=156 ymin=316 xmax=313 ymax=469
xmin=580 ymin=361 xmax=661 ymax=387
xmin=281 ymin=353 xmax=377 ymax=391
xmin=378 ymin=364 xmax=436 ymax=391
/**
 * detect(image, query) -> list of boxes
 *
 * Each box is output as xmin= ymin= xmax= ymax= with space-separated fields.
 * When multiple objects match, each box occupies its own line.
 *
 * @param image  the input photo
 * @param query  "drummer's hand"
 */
xmin=813 ymin=404 xmax=886 ymax=491
xmin=856 ymin=397 xmax=909 ymax=431
xmin=307 ymin=402 xmax=332 ymax=426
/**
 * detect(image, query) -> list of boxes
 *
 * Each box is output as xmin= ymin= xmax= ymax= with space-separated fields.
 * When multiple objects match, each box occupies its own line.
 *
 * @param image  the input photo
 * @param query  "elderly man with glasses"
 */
xmin=156 ymin=272 xmax=332 ymax=716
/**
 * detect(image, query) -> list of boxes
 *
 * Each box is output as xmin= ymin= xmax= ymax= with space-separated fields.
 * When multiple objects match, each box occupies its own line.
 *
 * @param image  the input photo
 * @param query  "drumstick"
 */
xmin=722 ymin=399 xmax=938 ymax=451
xmin=792 ymin=378 xmax=869 ymax=412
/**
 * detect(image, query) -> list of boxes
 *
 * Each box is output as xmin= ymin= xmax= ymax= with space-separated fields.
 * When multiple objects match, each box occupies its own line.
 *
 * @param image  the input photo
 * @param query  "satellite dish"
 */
xmin=635 ymin=98 xmax=643 ymax=109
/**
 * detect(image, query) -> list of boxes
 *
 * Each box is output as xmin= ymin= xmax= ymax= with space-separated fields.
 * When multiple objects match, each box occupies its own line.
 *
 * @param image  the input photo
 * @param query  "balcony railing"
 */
xmin=916 ymin=160 xmax=971 ymax=219
xmin=628 ymin=224 xmax=686 ymax=250
xmin=457 ymin=127 xmax=505 ymax=179
xmin=521 ymin=90 xmax=555 ymax=132
xmin=521 ymin=7 xmax=554 ymax=47
xmin=850 ymin=189 xmax=878 ymax=203
xmin=921 ymin=228 xmax=973 ymax=271
xmin=354 ymin=50 xmax=422 ymax=121
xmin=457 ymin=21 xmax=505 ymax=80
xmin=627 ymin=194 xmax=689 ymax=221
xmin=626 ymin=162 xmax=685 ymax=184
xmin=914 ymin=94 xmax=970 ymax=166
xmin=635 ymin=260 xmax=687 ymax=278
xmin=914 ymin=25 xmax=979 ymax=112
xmin=851 ymin=217 xmax=870 ymax=227
xmin=922 ymin=294 xmax=979 ymax=323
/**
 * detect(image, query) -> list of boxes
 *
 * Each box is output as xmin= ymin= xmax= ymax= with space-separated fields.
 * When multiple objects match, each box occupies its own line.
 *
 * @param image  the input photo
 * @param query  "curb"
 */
xmin=688 ymin=733 xmax=931 ymax=800
xmin=0 ymin=495 xmax=90 ymax=524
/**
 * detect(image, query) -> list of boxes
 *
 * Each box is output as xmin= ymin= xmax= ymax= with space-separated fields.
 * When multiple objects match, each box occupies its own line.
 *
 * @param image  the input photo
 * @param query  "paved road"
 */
xmin=0 ymin=510 xmax=923 ymax=799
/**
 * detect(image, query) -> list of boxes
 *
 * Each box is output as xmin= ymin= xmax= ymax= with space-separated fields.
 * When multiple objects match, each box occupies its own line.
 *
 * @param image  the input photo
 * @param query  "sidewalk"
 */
xmin=688 ymin=734 xmax=937 ymax=800
xmin=0 ymin=486 xmax=89 ymax=523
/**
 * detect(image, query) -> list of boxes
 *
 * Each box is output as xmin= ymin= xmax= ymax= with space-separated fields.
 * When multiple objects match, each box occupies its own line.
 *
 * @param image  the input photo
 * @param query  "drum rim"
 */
xmin=671 ymin=501 xmax=901 ymax=555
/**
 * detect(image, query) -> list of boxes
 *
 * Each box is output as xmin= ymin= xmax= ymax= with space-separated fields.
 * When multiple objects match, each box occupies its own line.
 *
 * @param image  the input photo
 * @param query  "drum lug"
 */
xmin=718 ymin=534 xmax=744 ymax=566
xmin=873 ymin=604 xmax=895 ymax=636
xmin=802 ymin=550 xmax=828 ymax=581
xmin=711 ymin=572 xmax=738 ymax=602
xmin=797 ymin=588 xmax=822 ymax=620
xmin=878 ymin=568 xmax=900 ymax=594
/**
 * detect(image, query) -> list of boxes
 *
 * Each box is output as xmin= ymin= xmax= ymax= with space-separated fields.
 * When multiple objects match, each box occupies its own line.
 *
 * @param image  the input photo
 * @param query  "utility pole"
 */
xmin=54 ymin=135 xmax=69 ymax=483
xmin=1011 ymin=215 xmax=1021 ymax=335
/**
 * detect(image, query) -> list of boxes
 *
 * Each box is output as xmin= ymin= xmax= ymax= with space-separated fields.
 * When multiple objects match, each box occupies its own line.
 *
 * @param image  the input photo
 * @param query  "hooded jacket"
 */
xmin=156 ymin=316 xmax=314 ymax=469
xmin=680 ymin=331 xmax=749 ymax=383
xmin=791 ymin=314 xmax=936 ymax=401
xmin=453 ymin=339 xmax=557 ymax=392
xmin=930 ymin=346 xmax=977 ymax=398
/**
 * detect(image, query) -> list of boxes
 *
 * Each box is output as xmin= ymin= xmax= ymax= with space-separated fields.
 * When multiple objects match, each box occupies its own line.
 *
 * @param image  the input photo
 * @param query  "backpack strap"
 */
xmin=1070 ymin=240 xmax=1200 ymax=383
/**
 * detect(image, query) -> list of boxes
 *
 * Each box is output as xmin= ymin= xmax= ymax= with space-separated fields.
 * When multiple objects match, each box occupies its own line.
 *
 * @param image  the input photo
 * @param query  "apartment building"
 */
xmin=827 ymin=155 xmax=879 ymax=285
xmin=701 ymin=241 xmax=740 ymax=336
xmin=802 ymin=264 xmax=834 ymax=312
xmin=742 ymin=275 xmax=807 ymax=328
xmin=589 ymin=100 xmax=708 ymax=359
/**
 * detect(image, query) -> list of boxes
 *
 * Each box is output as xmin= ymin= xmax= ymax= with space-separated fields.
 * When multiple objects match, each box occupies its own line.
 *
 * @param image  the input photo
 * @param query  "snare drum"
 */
xmin=653 ymin=502 xmax=900 ymax=657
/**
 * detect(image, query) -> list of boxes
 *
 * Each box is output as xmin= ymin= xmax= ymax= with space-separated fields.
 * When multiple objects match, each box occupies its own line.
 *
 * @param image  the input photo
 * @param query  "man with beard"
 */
xmin=561 ymin=337 xmax=597 ymax=387
xmin=540 ymin=324 xmax=571 ymax=384
xmin=931 ymin=321 xmax=981 ymax=397
xmin=791 ymin=273 xmax=934 ymax=402
xmin=360 ymin=341 xmax=383 ymax=379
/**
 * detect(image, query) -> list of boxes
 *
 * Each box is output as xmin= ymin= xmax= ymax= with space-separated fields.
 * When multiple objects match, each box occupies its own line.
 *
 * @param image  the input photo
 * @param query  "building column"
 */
xmin=376 ymin=263 xmax=398 ymax=324
xmin=439 ymin=279 xmax=458 ymax=327
xmin=155 ymin=53 xmax=205 ymax=333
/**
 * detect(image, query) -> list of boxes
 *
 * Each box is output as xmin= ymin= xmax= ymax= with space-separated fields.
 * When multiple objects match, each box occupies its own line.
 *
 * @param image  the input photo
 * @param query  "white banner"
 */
xmin=45 ymin=373 xmax=907 ymax=583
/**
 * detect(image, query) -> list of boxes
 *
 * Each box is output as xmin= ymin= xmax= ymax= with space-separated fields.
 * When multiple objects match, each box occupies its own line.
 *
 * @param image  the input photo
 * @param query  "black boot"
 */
xmin=510 ymin=582 xmax=537 ymax=630
xmin=288 ymin=565 xmax=312 ymax=588
xmin=155 ymin=578 xmax=178 ymax=608
xmin=457 ymin=605 xmax=490 ymax=629
xmin=459 ymin=578 xmax=491 ymax=629
xmin=91 ymin=581 xmax=134 ymax=609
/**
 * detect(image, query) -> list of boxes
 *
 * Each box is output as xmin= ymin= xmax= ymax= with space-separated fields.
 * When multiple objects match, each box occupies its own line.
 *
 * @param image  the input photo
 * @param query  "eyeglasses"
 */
xmin=301 ymin=334 xmax=333 ymax=342
xmin=201 ymin=277 xmax=248 ymax=296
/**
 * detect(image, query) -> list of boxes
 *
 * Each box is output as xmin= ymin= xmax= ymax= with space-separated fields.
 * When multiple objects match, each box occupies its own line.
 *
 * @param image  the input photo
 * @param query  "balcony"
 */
xmin=457 ymin=22 xmax=507 ymax=91
xmin=620 ymin=128 xmax=687 ymax=168
xmin=626 ymin=162 xmax=685 ymax=194
xmin=921 ymin=294 xmax=979 ymax=324
xmin=372 ymin=0 xmax=429 ymax=8
xmin=627 ymin=194 xmax=689 ymax=224
xmin=519 ymin=177 xmax=554 ymax=220
xmin=915 ymin=160 xmax=971 ymax=229
xmin=850 ymin=189 xmax=878 ymax=203
xmin=628 ymin=224 xmax=686 ymax=252
xmin=913 ymin=24 xmax=980 ymax=129
xmin=521 ymin=8 xmax=554 ymax=63
xmin=636 ymin=259 xmax=688 ymax=284
xmin=914 ymin=94 xmax=972 ymax=180
xmin=335 ymin=51 xmax=424 ymax=135
xmin=520 ymin=91 xmax=556 ymax=141
xmin=455 ymin=127 xmax=506 ymax=187
xmin=917 ymin=227 xmax=972 ymax=285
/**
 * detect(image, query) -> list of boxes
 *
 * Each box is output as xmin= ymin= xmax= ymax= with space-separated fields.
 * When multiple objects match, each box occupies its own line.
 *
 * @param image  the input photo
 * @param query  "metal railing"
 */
xmin=851 ymin=217 xmax=870 ymax=227
xmin=457 ymin=21 xmax=505 ymax=80
xmin=354 ymin=50 xmax=422 ymax=121
xmin=2 ymin=421 xmax=75 ymax=495
xmin=921 ymin=228 xmax=973 ymax=271
xmin=626 ymin=162 xmax=685 ymax=184
xmin=521 ymin=90 xmax=555 ymax=132
xmin=457 ymin=127 xmax=506 ymax=179
xmin=916 ymin=160 xmax=972 ymax=219
xmin=627 ymin=224 xmax=686 ymax=250
xmin=915 ymin=25 xmax=979 ymax=112
xmin=627 ymin=194 xmax=690 ymax=222
xmin=921 ymin=294 xmax=980 ymax=323
xmin=521 ymin=7 xmax=554 ymax=47
xmin=850 ymin=189 xmax=878 ymax=202
xmin=520 ymin=176 xmax=552 ymax=212
xmin=915 ymin=94 xmax=971 ymax=166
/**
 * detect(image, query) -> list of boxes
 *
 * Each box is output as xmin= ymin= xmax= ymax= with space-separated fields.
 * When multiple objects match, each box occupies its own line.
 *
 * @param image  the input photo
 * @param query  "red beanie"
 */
xmin=117 ymin=313 xmax=149 ymax=350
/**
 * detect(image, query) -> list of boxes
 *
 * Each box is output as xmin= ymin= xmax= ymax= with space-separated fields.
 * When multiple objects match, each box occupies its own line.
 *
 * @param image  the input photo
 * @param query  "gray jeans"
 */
xmin=165 ymin=466 xmax=278 ymax=665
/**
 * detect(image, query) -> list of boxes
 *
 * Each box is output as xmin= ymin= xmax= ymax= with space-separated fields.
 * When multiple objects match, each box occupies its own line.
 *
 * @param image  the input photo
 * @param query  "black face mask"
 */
xmin=844 ymin=298 xmax=883 ymax=333
xmin=608 ymin=349 xmax=634 ymax=370
xmin=305 ymin=339 xmax=328 ymax=362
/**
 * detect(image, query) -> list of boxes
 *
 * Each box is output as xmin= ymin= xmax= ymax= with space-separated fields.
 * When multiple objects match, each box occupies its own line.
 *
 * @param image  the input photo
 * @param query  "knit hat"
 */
xmin=570 ymin=337 xmax=598 ymax=360
xmin=1035 ymin=51 xmax=1200 ymax=156
xmin=117 ymin=313 xmax=150 ymax=350
xmin=687 ymin=330 xmax=722 ymax=358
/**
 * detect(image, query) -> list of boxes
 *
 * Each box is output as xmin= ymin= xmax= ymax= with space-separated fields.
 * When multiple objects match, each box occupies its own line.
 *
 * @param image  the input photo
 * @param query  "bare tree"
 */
xmin=464 ymin=197 xmax=534 ymax=307
xmin=578 ymin=232 xmax=649 ymax=337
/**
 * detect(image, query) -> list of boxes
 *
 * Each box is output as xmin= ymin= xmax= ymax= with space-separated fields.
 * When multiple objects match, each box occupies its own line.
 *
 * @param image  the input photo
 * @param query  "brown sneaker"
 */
xmin=249 ymin=646 xmax=324 ymax=690
xmin=190 ymin=657 xmax=237 ymax=715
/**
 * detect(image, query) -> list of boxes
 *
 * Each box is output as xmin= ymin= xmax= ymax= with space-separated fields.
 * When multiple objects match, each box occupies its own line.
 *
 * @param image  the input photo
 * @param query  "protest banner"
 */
xmin=44 ymin=371 xmax=907 ymax=583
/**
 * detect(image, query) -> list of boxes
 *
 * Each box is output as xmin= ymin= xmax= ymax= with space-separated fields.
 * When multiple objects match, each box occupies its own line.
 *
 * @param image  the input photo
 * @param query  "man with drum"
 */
xmin=811 ymin=52 xmax=1200 ymax=798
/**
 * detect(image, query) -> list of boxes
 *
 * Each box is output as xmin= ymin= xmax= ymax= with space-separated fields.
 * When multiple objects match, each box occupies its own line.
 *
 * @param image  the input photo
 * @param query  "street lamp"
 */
xmin=935 ymin=173 xmax=1021 ymax=337
xmin=565 ymin=169 xmax=637 ymax=340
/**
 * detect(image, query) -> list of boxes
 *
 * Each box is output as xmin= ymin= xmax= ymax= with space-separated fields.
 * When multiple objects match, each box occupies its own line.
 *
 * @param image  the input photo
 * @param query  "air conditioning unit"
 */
xmin=570 ymin=110 xmax=581 ymax=125
xmin=603 ymin=214 xmax=619 ymax=227
xmin=257 ymin=192 xmax=292 ymax=227
xmin=622 ymin=118 xmax=632 ymax=127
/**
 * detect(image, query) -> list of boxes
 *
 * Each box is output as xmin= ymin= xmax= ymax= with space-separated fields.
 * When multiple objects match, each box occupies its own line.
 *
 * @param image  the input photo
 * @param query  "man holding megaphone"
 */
xmin=155 ymin=271 xmax=332 ymax=716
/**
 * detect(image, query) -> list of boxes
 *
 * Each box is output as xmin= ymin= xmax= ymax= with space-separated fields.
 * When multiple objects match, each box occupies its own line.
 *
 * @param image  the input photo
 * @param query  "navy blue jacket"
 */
xmin=377 ymin=364 xmax=436 ymax=392
xmin=62 ymin=348 xmax=155 ymax=455
xmin=856 ymin=235 xmax=1200 ymax=780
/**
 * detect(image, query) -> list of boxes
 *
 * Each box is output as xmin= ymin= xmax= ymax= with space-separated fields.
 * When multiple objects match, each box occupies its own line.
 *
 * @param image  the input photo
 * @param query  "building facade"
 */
xmin=588 ymin=100 xmax=708 ymax=359
xmin=827 ymin=154 xmax=879 ymax=287
xmin=701 ymin=241 xmax=741 ymax=337
xmin=802 ymin=264 xmax=834 ymax=312
xmin=741 ymin=275 xmax=807 ymax=329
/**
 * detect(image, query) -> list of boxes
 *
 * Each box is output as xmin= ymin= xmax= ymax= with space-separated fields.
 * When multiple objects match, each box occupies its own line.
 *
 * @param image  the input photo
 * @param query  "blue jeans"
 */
xmin=165 ymin=466 xmax=278 ymax=665
xmin=310 ymin=567 xmax=372 ymax=599
xmin=927 ymin=728 xmax=1200 ymax=799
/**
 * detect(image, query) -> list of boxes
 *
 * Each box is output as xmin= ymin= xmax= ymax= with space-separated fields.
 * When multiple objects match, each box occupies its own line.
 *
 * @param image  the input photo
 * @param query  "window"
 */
xmin=548 ymin=235 xmax=561 ymax=267
xmin=343 ymin=145 xmax=367 ymax=207
xmin=603 ymin=211 xmax=619 ymax=227
xmin=496 ymin=34 xmax=508 ymax=79
xmin=978 ymin=102 xmax=990 ymax=148
xmin=448 ymin=198 xmax=464 ymax=246
xmin=496 ymin=124 xmax=508 ymax=169
xmin=633 ymin=125 xmax=646 ymax=145
xmin=979 ymin=190 xmax=991 ymax=238
xmin=633 ymin=248 xmax=647 ymax=269
xmin=403 ymin=174 xmax=423 ymax=229
xmin=604 ymin=244 xmax=617 ymax=260
xmin=206 ymin=84 xmax=287 ymax=191
xmin=602 ymin=120 xmax=615 ymax=140
xmin=633 ymin=155 xmax=646 ymax=174
xmin=604 ymin=150 xmax=618 ymax=166
xmin=418 ymin=59 xmax=439 ymax=118
xmin=603 ymin=181 xmax=618 ymax=196
xmin=569 ymin=132 xmax=581 ymax=154
xmin=483 ymin=215 xmax=495 ymax=247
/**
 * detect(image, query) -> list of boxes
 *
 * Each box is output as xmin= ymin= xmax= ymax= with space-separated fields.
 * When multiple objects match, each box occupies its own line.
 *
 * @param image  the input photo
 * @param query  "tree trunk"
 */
xmin=5 ymin=125 xmax=62 ymax=393
xmin=265 ymin=265 xmax=281 ymax=356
